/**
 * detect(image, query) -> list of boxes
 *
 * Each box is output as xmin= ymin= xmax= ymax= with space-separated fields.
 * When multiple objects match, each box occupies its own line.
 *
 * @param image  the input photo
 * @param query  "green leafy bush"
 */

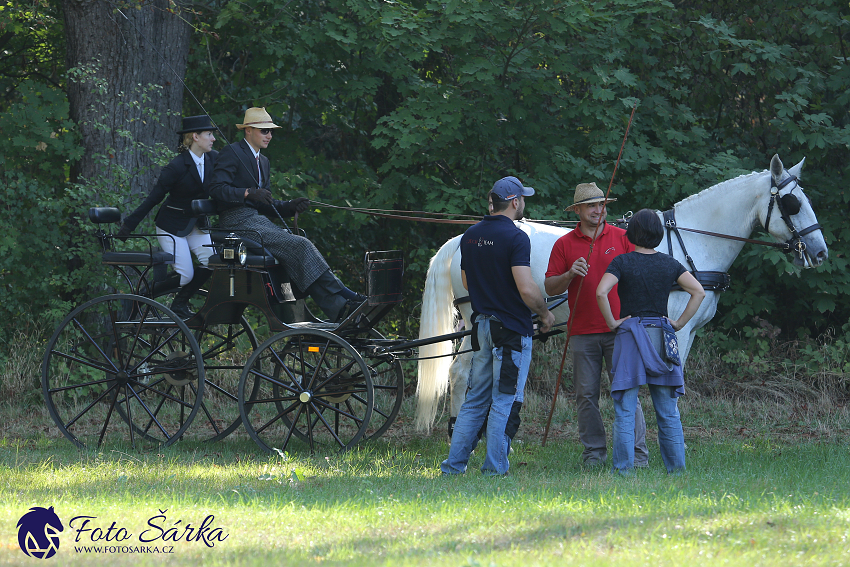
xmin=0 ymin=80 xmax=99 ymax=341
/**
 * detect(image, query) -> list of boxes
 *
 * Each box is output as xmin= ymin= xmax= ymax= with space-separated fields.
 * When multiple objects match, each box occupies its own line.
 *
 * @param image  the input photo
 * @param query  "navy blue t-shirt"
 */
xmin=460 ymin=215 xmax=532 ymax=336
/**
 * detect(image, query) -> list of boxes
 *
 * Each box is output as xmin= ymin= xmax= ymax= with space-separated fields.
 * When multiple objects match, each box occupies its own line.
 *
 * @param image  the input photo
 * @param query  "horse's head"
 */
xmin=759 ymin=155 xmax=828 ymax=268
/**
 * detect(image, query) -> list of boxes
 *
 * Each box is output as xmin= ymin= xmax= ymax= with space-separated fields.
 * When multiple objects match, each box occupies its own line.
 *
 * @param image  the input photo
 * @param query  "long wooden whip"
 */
xmin=541 ymin=103 xmax=638 ymax=446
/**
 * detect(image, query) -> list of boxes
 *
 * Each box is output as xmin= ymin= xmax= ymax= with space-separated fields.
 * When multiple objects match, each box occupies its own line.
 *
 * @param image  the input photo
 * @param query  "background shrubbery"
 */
xmin=1 ymin=0 xmax=848 ymax=401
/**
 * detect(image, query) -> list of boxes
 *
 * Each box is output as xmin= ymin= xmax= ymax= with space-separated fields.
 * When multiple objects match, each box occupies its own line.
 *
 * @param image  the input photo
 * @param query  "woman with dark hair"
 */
xmin=596 ymin=209 xmax=705 ymax=474
xmin=118 ymin=116 xmax=219 ymax=318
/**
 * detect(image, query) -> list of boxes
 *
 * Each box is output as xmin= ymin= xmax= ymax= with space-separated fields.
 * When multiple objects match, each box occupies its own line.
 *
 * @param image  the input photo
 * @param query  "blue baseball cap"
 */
xmin=490 ymin=176 xmax=534 ymax=201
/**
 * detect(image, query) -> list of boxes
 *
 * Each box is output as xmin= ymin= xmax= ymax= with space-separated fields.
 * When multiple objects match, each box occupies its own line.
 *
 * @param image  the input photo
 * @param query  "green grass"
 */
xmin=1 ymin=392 xmax=849 ymax=566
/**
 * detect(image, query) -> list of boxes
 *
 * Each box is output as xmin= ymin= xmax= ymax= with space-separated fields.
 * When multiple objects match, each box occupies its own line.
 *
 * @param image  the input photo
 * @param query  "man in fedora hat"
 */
xmin=210 ymin=107 xmax=363 ymax=321
xmin=544 ymin=182 xmax=648 ymax=468
xmin=441 ymin=176 xmax=555 ymax=476
xmin=118 ymin=114 xmax=220 ymax=318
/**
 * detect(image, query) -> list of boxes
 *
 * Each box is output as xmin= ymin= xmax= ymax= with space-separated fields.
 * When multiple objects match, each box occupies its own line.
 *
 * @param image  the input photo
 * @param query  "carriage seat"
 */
xmin=207 ymin=232 xmax=302 ymax=303
xmin=192 ymin=200 xmax=302 ymax=303
xmin=191 ymin=198 xmax=217 ymax=217
xmin=88 ymin=207 xmax=174 ymax=266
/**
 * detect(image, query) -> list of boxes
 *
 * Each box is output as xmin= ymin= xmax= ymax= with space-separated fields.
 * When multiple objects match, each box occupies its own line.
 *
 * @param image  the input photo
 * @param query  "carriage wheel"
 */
xmin=41 ymin=294 xmax=204 ymax=449
xmin=238 ymin=329 xmax=373 ymax=453
xmin=154 ymin=288 xmax=259 ymax=442
xmin=357 ymin=330 xmax=404 ymax=440
xmin=193 ymin=320 xmax=259 ymax=441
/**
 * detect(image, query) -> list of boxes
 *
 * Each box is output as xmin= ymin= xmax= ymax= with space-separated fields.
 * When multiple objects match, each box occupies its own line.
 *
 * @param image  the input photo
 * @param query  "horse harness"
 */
xmin=661 ymin=209 xmax=732 ymax=292
xmin=764 ymin=173 xmax=821 ymax=259
xmin=660 ymin=170 xmax=820 ymax=292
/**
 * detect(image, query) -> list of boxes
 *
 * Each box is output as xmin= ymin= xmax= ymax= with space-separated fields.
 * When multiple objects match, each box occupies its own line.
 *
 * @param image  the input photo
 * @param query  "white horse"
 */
xmin=414 ymin=155 xmax=829 ymax=431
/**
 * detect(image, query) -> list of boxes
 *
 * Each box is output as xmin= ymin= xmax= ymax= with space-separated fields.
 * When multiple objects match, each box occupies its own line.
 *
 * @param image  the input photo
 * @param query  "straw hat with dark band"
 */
xmin=565 ymin=182 xmax=617 ymax=211
xmin=236 ymin=107 xmax=281 ymax=130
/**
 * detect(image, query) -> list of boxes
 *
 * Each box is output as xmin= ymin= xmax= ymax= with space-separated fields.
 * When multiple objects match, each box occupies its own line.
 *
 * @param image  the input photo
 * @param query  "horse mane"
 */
xmin=673 ymin=169 xmax=765 ymax=209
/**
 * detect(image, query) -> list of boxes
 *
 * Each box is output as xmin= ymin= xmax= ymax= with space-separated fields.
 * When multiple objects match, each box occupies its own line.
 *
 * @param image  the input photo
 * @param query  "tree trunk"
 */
xmin=62 ymin=0 xmax=191 ymax=201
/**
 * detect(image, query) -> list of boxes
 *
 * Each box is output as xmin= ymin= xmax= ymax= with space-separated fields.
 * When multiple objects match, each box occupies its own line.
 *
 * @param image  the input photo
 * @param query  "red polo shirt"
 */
xmin=545 ymin=222 xmax=634 ymax=335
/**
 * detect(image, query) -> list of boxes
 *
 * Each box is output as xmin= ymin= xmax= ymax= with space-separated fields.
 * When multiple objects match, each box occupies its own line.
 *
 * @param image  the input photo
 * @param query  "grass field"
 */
xmin=1 ymin=389 xmax=849 ymax=567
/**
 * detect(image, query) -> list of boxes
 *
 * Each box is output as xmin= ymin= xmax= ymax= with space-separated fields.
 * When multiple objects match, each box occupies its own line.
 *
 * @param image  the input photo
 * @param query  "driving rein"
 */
xmin=662 ymin=171 xmax=821 ymax=292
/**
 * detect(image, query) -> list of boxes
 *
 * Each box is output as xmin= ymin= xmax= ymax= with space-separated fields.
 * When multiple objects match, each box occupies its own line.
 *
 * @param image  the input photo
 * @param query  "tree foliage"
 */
xmin=2 ymin=0 xmax=849 ymax=347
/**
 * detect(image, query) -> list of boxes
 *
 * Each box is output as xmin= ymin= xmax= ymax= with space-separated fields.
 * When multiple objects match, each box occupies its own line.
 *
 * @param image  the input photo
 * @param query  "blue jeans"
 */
xmin=571 ymin=333 xmax=649 ymax=466
xmin=441 ymin=317 xmax=532 ymax=476
xmin=612 ymin=385 xmax=685 ymax=474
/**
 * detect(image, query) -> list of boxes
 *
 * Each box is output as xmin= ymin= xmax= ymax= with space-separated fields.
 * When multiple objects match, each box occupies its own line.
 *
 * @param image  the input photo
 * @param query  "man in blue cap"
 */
xmin=441 ymin=176 xmax=555 ymax=476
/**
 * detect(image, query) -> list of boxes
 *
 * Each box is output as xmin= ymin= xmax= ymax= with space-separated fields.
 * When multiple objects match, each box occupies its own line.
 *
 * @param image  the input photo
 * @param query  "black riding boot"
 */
xmin=304 ymin=269 xmax=348 ymax=322
xmin=170 ymin=268 xmax=212 ymax=319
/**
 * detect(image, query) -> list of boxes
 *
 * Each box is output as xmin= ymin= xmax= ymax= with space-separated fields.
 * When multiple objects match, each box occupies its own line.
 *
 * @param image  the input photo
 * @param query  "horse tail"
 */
xmin=415 ymin=235 xmax=460 ymax=432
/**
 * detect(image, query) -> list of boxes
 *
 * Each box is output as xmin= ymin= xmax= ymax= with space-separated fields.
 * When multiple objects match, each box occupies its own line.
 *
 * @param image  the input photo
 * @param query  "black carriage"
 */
xmin=41 ymin=202 xmax=407 ymax=453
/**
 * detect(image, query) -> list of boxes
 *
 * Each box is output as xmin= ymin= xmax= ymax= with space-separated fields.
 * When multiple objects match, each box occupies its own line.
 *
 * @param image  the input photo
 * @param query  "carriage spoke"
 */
xmin=47 ymin=349 xmax=115 ymax=377
xmin=138 ymin=384 xmax=173 ymax=437
xmin=254 ymin=400 xmax=300 ymax=435
xmin=69 ymin=318 xmax=121 ymax=374
xmin=279 ymin=403 xmax=304 ymax=451
xmin=238 ymin=329 xmax=373 ymax=454
xmin=47 ymin=375 xmax=115 ymax=394
xmin=43 ymin=295 xmax=204 ymax=449
xmin=61 ymin=382 xmax=119 ymax=431
xmin=121 ymin=301 xmax=158 ymax=369
xmin=304 ymin=338 xmax=334 ymax=391
xmin=204 ymin=379 xmax=239 ymax=403
xmin=310 ymin=398 xmax=365 ymax=424
xmin=125 ymin=382 xmax=135 ymax=449
xmin=308 ymin=402 xmax=346 ymax=447
xmin=311 ymin=358 xmax=359 ymax=393
xmin=97 ymin=389 xmax=120 ymax=448
xmin=244 ymin=364 xmax=302 ymax=396
xmin=125 ymin=383 xmax=171 ymax=439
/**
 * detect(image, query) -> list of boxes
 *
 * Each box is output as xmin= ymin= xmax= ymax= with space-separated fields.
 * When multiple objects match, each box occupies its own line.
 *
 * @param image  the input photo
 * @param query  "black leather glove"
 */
xmin=245 ymin=187 xmax=273 ymax=206
xmin=116 ymin=224 xmax=132 ymax=242
xmin=290 ymin=197 xmax=310 ymax=214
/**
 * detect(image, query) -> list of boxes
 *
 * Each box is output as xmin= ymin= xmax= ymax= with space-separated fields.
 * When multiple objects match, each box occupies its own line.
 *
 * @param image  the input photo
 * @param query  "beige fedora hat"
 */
xmin=565 ymin=182 xmax=616 ymax=211
xmin=236 ymin=107 xmax=281 ymax=130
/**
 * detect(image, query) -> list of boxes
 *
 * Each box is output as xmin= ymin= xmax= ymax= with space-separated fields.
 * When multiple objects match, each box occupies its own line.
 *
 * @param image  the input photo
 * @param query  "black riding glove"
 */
xmin=116 ymin=224 xmax=132 ymax=241
xmin=245 ymin=187 xmax=273 ymax=206
xmin=290 ymin=197 xmax=310 ymax=214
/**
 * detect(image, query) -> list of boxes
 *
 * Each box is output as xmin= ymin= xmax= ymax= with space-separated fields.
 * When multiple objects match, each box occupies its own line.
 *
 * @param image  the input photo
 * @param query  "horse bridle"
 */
xmin=764 ymin=172 xmax=821 ymax=260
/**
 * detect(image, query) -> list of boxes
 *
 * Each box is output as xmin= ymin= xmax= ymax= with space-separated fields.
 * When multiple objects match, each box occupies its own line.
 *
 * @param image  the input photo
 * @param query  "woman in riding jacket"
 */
xmin=596 ymin=209 xmax=705 ymax=475
xmin=118 ymin=115 xmax=218 ymax=319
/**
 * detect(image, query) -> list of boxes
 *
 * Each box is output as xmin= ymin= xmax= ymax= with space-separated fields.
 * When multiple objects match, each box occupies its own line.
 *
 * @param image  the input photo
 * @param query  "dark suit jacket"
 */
xmin=123 ymin=150 xmax=219 ymax=236
xmin=209 ymin=139 xmax=296 ymax=217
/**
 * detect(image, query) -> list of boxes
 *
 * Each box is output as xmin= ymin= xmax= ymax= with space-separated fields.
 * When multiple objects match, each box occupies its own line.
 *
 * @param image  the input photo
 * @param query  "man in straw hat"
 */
xmin=441 ymin=176 xmax=555 ymax=477
xmin=210 ymin=107 xmax=364 ymax=322
xmin=544 ymin=182 xmax=648 ymax=468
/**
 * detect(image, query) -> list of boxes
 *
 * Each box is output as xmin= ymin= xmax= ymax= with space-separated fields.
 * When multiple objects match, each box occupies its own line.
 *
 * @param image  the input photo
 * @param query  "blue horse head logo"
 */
xmin=17 ymin=506 xmax=63 ymax=559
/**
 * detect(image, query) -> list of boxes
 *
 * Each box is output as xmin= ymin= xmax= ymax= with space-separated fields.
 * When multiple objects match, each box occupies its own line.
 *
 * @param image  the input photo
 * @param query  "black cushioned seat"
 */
xmin=207 ymin=252 xmax=276 ymax=269
xmin=89 ymin=207 xmax=174 ymax=266
xmin=101 ymin=250 xmax=174 ymax=266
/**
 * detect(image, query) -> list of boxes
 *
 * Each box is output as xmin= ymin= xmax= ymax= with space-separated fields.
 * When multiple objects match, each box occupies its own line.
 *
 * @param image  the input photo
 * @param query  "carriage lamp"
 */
xmin=221 ymin=233 xmax=247 ymax=266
